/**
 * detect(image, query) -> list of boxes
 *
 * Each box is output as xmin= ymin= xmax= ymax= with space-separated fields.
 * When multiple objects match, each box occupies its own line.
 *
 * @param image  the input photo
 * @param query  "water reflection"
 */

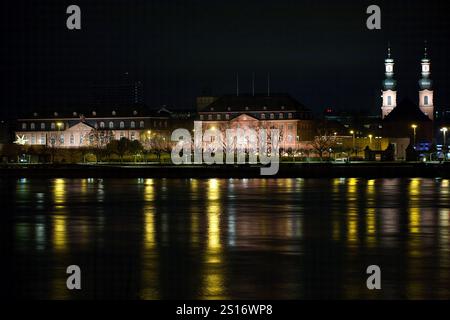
xmin=7 ymin=177 xmax=450 ymax=299
xmin=203 ymin=179 xmax=225 ymax=299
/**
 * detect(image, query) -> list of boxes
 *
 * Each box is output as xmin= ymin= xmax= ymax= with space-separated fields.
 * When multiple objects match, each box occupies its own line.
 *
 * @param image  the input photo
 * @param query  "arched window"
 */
xmin=270 ymin=113 xmax=274 ymax=119
xmin=261 ymin=114 xmax=266 ymax=120
xmin=120 ymin=121 xmax=125 ymax=129
xmin=140 ymin=121 xmax=145 ymax=128
xmin=30 ymin=123 xmax=35 ymax=130
xmin=100 ymin=122 xmax=105 ymax=129
xmin=51 ymin=123 xmax=55 ymax=130
xmin=279 ymin=113 xmax=284 ymax=119
xmin=41 ymin=123 xmax=45 ymax=130
xmin=22 ymin=123 xmax=27 ymax=130
xmin=130 ymin=121 xmax=135 ymax=128
xmin=109 ymin=121 xmax=114 ymax=129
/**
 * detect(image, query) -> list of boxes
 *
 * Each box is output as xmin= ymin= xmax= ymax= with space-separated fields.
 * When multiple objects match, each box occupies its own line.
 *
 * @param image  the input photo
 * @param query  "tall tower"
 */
xmin=418 ymin=43 xmax=434 ymax=120
xmin=381 ymin=46 xmax=397 ymax=119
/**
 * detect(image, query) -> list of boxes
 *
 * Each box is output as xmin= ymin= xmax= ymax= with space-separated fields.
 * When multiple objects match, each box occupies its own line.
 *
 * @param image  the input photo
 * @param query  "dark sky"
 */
xmin=2 ymin=0 xmax=450 ymax=118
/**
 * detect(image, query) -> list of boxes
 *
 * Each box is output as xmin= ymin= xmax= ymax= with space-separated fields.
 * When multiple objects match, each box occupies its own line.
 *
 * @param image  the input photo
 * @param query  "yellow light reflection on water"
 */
xmin=53 ymin=178 xmax=66 ymax=204
xmin=347 ymin=179 xmax=358 ymax=244
xmin=141 ymin=178 xmax=159 ymax=299
xmin=366 ymin=207 xmax=376 ymax=247
xmin=409 ymin=207 xmax=421 ymax=234
xmin=144 ymin=179 xmax=155 ymax=248
xmin=53 ymin=216 xmax=67 ymax=251
xmin=409 ymin=178 xmax=420 ymax=197
xmin=203 ymin=179 xmax=225 ymax=299
xmin=52 ymin=179 xmax=67 ymax=251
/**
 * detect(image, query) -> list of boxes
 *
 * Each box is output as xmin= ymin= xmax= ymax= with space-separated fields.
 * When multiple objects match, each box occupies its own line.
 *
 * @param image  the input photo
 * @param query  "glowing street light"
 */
xmin=350 ymin=130 xmax=356 ymax=155
xmin=411 ymin=124 xmax=418 ymax=147
xmin=368 ymin=134 xmax=373 ymax=146
xmin=441 ymin=127 xmax=448 ymax=146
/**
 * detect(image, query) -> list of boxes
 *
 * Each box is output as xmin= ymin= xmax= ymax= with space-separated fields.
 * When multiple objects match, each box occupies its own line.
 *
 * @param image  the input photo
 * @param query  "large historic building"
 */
xmin=380 ymin=45 xmax=436 ymax=146
xmin=381 ymin=45 xmax=435 ymax=121
xmin=13 ymin=107 xmax=178 ymax=148
xmin=194 ymin=93 xmax=315 ymax=151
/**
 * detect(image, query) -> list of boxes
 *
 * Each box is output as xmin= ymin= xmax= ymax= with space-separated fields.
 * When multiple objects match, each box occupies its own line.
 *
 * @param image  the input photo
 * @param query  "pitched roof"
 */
xmin=383 ymin=98 xmax=431 ymax=122
xmin=199 ymin=94 xmax=311 ymax=113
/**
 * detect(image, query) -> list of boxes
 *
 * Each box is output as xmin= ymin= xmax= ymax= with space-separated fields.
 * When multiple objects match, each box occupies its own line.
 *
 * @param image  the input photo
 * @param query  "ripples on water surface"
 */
xmin=2 ymin=178 xmax=450 ymax=299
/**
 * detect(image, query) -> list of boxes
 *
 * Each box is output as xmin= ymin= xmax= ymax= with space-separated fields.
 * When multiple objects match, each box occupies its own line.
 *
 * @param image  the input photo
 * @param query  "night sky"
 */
xmin=2 ymin=0 xmax=450 ymax=118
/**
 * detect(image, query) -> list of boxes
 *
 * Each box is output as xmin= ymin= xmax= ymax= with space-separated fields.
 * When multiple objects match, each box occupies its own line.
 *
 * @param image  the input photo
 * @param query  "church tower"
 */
xmin=418 ymin=43 xmax=434 ymax=120
xmin=381 ymin=46 xmax=397 ymax=119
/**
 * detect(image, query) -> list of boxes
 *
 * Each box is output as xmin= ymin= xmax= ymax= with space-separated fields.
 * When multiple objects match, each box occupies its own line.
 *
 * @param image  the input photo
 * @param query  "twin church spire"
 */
xmin=381 ymin=43 xmax=434 ymax=120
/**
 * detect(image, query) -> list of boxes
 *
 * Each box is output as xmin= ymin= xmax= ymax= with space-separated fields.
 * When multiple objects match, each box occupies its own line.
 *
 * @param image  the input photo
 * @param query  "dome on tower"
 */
xmin=383 ymin=78 xmax=396 ymax=90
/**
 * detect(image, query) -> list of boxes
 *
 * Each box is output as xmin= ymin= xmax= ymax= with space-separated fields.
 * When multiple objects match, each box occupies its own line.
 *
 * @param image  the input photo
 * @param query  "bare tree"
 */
xmin=309 ymin=128 xmax=337 ymax=161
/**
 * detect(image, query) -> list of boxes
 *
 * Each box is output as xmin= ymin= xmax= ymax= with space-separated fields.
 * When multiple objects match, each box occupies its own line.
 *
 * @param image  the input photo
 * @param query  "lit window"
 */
xmin=279 ymin=113 xmax=284 ymax=119
xmin=131 ymin=121 xmax=135 ymax=128
xmin=40 ymin=134 xmax=45 ymax=144
xmin=120 ymin=121 xmax=125 ymax=129
xmin=60 ymin=134 xmax=65 ymax=144
xmin=261 ymin=114 xmax=266 ymax=119
xmin=31 ymin=135 xmax=36 ymax=144
xmin=387 ymin=96 xmax=392 ymax=106
xmin=288 ymin=113 xmax=292 ymax=119
xmin=217 ymin=114 xmax=221 ymax=120
xmin=109 ymin=122 xmax=114 ymax=129
xmin=140 ymin=121 xmax=145 ymax=128
xmin=30 ymin=123 xmax=35 ymax=130
xmin=100 ymin=122 xmax=105 ymax=128
xmin=270 ymin=113 xmax=274 ymax=119
xmin=41 ymin=123 xmax=45 ymax=130
xmin=51 ymin=123 xmax=55 ymax=130
xmin=225 ymin=114 xmax=230 ymax=120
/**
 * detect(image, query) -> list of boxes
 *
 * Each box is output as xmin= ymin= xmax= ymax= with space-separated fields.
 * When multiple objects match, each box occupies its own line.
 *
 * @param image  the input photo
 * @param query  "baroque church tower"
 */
xmin=381 ymin=46 xmax=397 ymax=119
xmin=418 ymin=44 xmax=434 ymax=120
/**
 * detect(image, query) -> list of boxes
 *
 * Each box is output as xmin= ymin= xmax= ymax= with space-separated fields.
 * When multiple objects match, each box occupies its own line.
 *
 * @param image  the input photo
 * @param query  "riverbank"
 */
xmin=1 ymin=162 xmax=450 ymax=178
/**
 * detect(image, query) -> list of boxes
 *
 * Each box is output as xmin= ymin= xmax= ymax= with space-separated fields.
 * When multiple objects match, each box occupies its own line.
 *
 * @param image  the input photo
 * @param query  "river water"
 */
xmin=2 ymin=178 xmax=450 ymax=299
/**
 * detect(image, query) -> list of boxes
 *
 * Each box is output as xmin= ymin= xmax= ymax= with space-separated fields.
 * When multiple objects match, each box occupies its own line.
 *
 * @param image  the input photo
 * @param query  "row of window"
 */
xmin=200 ymin=113 xmax=294 ymax=121
xmin=21 ymin=120 xmax=168 ymax=130
xmin=26 ymin=132 xmax=139 ymax=145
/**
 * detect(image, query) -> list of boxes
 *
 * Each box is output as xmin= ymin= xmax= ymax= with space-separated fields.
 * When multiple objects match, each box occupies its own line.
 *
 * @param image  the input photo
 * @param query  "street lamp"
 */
xmin=440 ymin=127 xmax=448 ymax=146
xmin=350 ymin=130 xmax=356 ymax=155
xmin=411 ymin=124 xmax=417 ymax=147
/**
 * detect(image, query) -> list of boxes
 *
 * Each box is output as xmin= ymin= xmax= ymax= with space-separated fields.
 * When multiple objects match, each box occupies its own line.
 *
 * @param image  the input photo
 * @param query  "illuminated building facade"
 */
xmin=381 ymin=45 xmax=435 ymax=121
xmin=14 ymin=108 xmax=172 ymax=148
xmin=195 ymin=94 xmax=315 ymax=151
